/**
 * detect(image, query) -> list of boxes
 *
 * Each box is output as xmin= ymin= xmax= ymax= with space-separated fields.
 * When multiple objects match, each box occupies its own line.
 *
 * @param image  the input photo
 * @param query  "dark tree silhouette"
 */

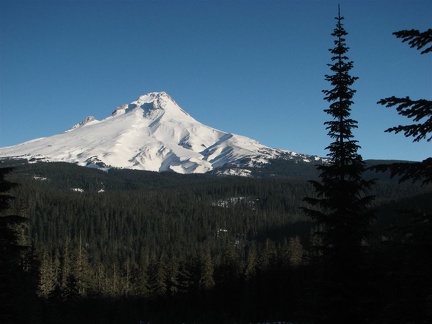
xmin=372 ymin=28 xmax=432 ymax=323
xmin=393 ymin=29 xmax=432 ymax=54
xmin=373 ymin=28 xmax=432 ymax=184
xmin=302 ymin=7 xmax=375 ymax=323
xmin=0 ymin=167 xmax=38 ymax=323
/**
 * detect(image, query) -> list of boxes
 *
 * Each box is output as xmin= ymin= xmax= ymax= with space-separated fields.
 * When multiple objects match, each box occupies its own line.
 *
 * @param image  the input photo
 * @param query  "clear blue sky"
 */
xmin=1 ymin=0 xmax=431 ymax=161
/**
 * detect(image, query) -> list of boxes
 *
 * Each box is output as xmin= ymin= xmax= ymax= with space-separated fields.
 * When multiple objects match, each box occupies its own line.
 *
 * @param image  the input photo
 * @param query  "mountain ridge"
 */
xmin=0 ymin=91 xmax=325 ymax=175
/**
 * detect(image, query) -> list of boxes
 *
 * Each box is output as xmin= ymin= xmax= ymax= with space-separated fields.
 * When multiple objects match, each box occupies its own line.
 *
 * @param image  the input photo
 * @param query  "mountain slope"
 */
xmin=0 ymin=92 xmax=324 ymax=174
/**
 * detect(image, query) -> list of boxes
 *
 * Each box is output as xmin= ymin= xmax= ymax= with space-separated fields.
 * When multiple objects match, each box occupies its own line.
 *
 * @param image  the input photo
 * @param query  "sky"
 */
xmin=0 ymin=0 xmax=431 ymax=162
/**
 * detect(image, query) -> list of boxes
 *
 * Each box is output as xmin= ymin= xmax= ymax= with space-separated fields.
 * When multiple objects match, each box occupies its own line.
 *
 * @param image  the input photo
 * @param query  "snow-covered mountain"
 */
xmin=0 ymin=92 xmax=323 ymax=174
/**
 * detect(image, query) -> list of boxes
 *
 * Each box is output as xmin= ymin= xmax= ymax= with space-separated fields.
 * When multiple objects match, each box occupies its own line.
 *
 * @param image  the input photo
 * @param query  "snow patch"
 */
xmin=33 ymin=175 xmax=48 ymax=181
xmin=212 ymin=196 xmax=257 ymax=208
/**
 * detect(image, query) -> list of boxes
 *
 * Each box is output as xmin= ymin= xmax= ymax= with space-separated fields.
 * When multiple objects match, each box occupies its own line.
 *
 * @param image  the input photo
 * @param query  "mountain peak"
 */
xmin=135 ymin=91 xmax=171 ymax=103
xmin=0 ymin=92 xmax=324 ymax=175
xmin=112 ymin=91 xmax=190 ymax=119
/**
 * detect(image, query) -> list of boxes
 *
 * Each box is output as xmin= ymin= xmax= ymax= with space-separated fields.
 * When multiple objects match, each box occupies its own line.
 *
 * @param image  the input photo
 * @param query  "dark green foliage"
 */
xmin=2 ymin=158 xmax=431 ymax=322
xmin=372 ymin=158 xmax=432 ymax=185
xmin=371 ymin=206 xmax=432 ymax=323
xmin=393 ymin=28 xmax=432 ymax=54
xmin=303 ymin=8 xmax=374 ymax=264
xmin=3 ymin=160 xmax=320 ymax=321
xmin=302 ymin=8 xmax=375 ymax=322
xmin=379 ymin=97 xmax=432 ymax=142
xmin=0 ymin=167 xmax=39 ymax=323
xmin=370 ymin=28 xmax=432 ymax=323
xmin=373 ymin=28 xmax=432 ymax=185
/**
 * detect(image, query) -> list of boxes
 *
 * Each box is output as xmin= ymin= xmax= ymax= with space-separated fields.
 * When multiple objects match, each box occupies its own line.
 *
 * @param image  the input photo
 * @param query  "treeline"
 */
xmin=2 ymin=161 xmax=431 ymax=322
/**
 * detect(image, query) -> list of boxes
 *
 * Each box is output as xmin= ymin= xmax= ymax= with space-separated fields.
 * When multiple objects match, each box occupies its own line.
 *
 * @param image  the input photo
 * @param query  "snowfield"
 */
xmin=0 ymin=92 xmax=323 ymax=174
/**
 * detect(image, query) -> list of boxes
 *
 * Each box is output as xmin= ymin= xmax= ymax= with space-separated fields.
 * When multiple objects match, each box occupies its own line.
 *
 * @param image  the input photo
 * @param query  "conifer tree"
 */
xmin=165 ymin=257 xmax=180 ymax=297
xmin=60 ymin=243 xmax=72 ymax=291
xmin=147 ymin=259 xmax=167 ymax=298
xmin=38 ymin=249 xmax=55 ymax=298
xmin=176 ymin=259 xmax=193 ymax=294
xmin=198 ymin=248 xmax=215 ymax=290
xmin=94 ymin=264 xmax=108 ymax=296
xmin=373 ymin=28 xmax=432 ymax=184
xmin=243 ymin=245 xmax=257 ymax=281
xmin=258 ymin=238 xmax=276 ymax=272
xmin=286 ymin=236 xmax=304 ymax=268
xmin=302 ymin=7 xmax=375 ymax=322
xmin=373 ymin=28 xmax=432 ymax=322
xmin=73 ymin=235 xmax=90 ymax=297
xmin=52 ymin=248 xmax=62 ymax=290
xmin=63 ymin=273 xmax=81 ymax=301
xmin=136 ymin=262 xmax=150 ymax=297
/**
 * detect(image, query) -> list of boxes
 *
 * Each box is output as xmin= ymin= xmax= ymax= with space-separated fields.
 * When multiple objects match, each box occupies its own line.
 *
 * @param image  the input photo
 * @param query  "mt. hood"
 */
xmin=0 ymin=92 xmax=323 ymax=174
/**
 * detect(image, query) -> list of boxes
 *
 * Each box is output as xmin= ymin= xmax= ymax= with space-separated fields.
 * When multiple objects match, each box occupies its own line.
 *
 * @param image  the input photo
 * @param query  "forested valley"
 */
xmin=1 ymin=160 xmax=431 ymax=323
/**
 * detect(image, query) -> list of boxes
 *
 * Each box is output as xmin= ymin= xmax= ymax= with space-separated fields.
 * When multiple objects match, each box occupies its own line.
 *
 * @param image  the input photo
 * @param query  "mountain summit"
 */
xmin=0 ymin=92 xmax=323 ymax=174
xmin=111 ymin=92 xmax=191 ymax=119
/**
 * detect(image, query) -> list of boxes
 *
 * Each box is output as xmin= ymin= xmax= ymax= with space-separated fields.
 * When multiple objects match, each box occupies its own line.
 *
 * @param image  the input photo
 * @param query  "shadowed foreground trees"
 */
xmin=371 ymin=28 xmax=432 ymax=323
xmin=0 ymin=167 xmax=39 ymax=323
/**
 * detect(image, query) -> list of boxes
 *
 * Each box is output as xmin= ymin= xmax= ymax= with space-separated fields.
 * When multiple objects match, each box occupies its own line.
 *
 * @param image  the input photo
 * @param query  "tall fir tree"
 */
xmin=302 ymin=7 xmax=375 ymax=323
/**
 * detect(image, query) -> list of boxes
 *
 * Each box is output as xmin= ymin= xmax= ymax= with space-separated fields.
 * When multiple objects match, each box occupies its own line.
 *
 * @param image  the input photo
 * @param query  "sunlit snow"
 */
xmin=0 ymin=92 xmax=323 ymax=174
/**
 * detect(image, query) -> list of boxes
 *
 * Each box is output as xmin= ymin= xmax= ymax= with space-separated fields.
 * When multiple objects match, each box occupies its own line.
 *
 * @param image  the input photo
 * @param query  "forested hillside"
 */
xmin=2 ymin=161 xmax=431 ymax=323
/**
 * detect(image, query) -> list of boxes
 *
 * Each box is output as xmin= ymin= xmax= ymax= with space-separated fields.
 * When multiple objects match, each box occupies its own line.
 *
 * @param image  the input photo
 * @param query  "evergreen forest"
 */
xmin=1 ymin=159 xmax=431 ymax=323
